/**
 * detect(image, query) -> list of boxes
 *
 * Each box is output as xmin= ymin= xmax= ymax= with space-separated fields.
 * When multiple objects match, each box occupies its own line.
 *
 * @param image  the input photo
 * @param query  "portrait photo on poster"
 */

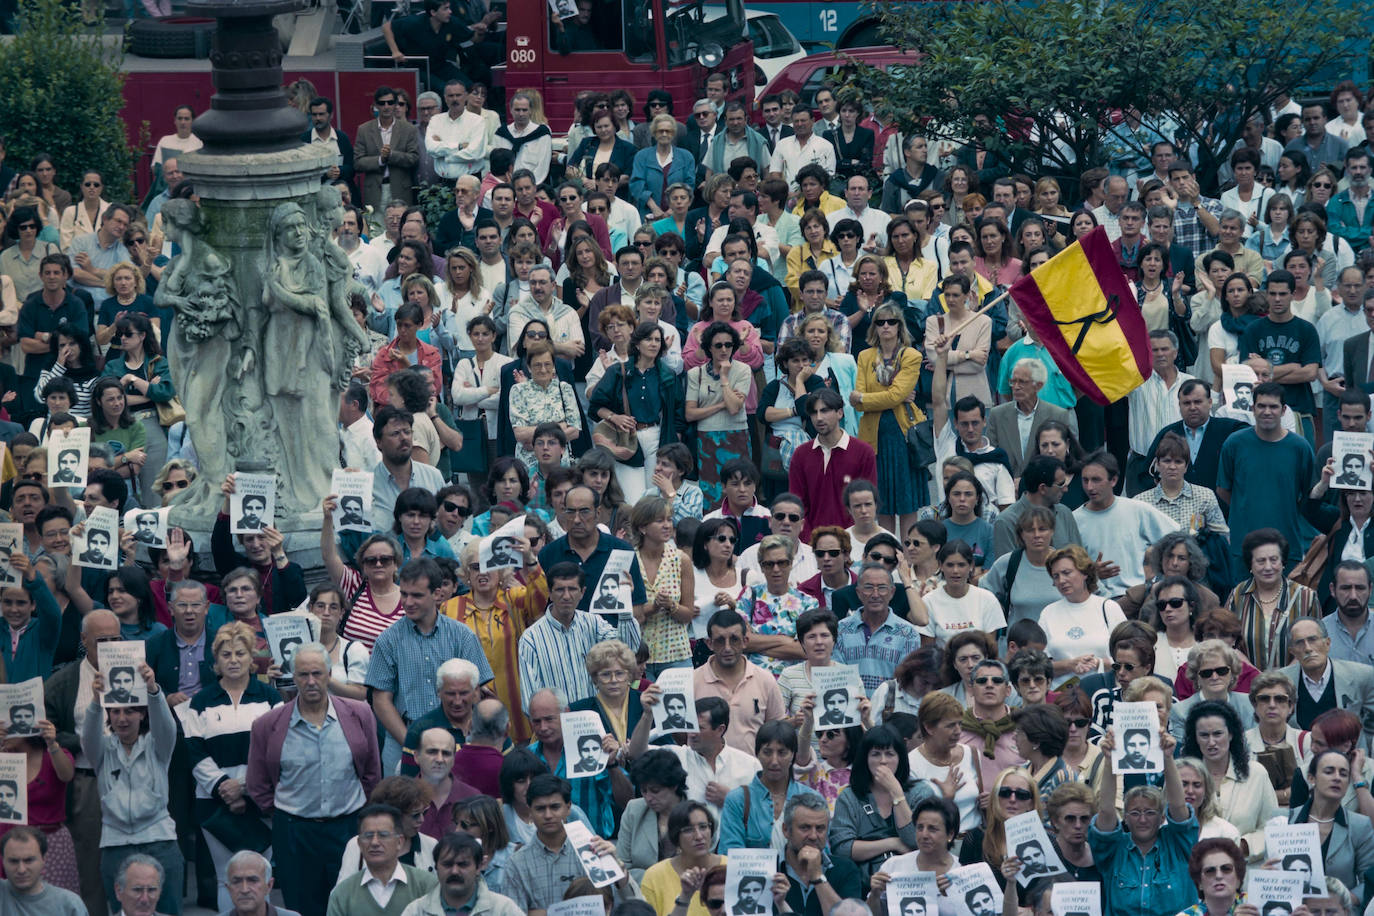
xmin=231 ymin=473 xmax=276 ymax=534
xmin=561 ymin=710 xmax=609 ymax=778
xmin=73 ymin=507 xmax=120 ymax=571
xmin=1049 ymin=882 xmax=1103 ymax=916
xmin=1221 ymin=363 xmax=1258 ymax=412
xmin=811 ymin=664 xmax=861 ymax=729
xmin=0 ymin=679 xmax=45 ymax=737
xmin=725 ymin=848 xmax=777 ymax=916
xmin=1331 ymin=431 xmax=1374 ymax=490
xmin=565 ymin=820 xmax=625 ymax=888
xmin=1110 ymin=700 xmax=1164 ymax=774
xmin=478 ymin=514 xmax=526 ymax=572
xmin=1003 ymin=811 xmax=1066 ymax=885
xmin=47 ymin=426 xmax=90 ymax=489
xmin=125 ymin=506 xmax=170 ymax=548
xmin=99 ymin=641 xmax=148 ymax=708
xmin=331 ymin=469 xmax=374 ymax=533
xmin=0 ymin=523 xmax=22 ymax=587
xmin=884 ymin=872 xmax=940 ymax=916
xmin=1264 ymin=822 xmax=1326 ymax=897
xmin=651 ymin=667 xmax=698 ymax=735
xmin=946 ymin=864 xmax=1003 ymax=916
xmin=0 ymin=753 xmax=27 ymax=824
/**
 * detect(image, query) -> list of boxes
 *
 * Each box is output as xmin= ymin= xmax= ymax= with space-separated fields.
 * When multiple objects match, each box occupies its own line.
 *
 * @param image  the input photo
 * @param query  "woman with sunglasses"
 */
xmin=1052 ymin=687 xmax=1106 ymax=795
xmin=102 ymin=313 xmax=175 ymax=504
xmin=1240 ymin=672 xmax=1304 ymax=806
xmin=1140 ymin=572 xmax=1204 ymax=677
xmin=1180 ymin=838 xmax=1251 ymax=916
xmin=852 ymin=301 xmax=924 ymax=533
xmin=688 ymin=518 xmax=758 ymax=655
xmin=829 ymin=724 xmax=934 ymax=884
xmin=685 ymin=320 xmax=754 ymax=505
xmin=0 ymin=204 xmax=60 ymax=301
xmin=320 ymin=519 xmax=403 ymax=650
xmin=734 ymin=535 xmax=812 ymax=678
xmin=956 ymin=766 xmax=1038 ymax=869
xmin=1180 ymin=700 xmax=1278 ymax=858
xmin=920 ymin=540 xmax=1003 ymax=651
xmin=794 ymin=693 xmax=864 ymax=813
xmin=1168 ymin=641 xmax=1257 ymax=742
xmin=1288 ymin=749 xmax=1374 ymax=906
xmin=58 ymin=170 xmax=110 ymax=250
xmin=1079 ymin=623 xmax=1160 ymax=733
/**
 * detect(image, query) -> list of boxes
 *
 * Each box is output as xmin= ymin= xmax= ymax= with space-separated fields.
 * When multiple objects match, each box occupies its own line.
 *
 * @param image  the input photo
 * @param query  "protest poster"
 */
xmin=0 ymin=523 xmax=22 ymax=586
xmin=562 ymin=710 xmax=608 ymax=778
xmin=1111 ymin=700 xmax=1163 ymax=774
xmin=652 ymin=667 xmax=698 ymax=735
xmin=1221 ymin=363 xmax=1258 ymax=411
xmin=263 ymin=615 xmax=314 ymax=677
xmin=1265 ymin=822 xmax=1325 ymax=897
xmin=99 ymin=641 xmax=147 ymax=708
xmin=885 ymin=872 xmax=940 ymax=916
xmin=0 ymin=753 xmax=26 ymax=824
xmin=331 ymin=470 xmax=374 ymax=533
xmin=812 ymin=664 xmax=862 ymax=729
xmin=946 ymin=863 xmax=1002 ymax=916
xmin=479 ymin=514 xmax=526 ymax=572
xmin=1245 ymin=871 xmax=1305 ymax=914
xmin=725 ymin=848 xmax=777 ymax=916
xmin=47 ymin=426 xmax=90 ymax=489
xmin=590 ymin=549 xmax=635 ymax=617
xmin=0 ymin=679 xmax=44 ymax=738
xmin=1332 ymin=431 xmax=1374 ymax=490
xmin=124 ymin=507 xmax=170 ymax=548
xmin=230 ymin=473 xmax=276 ymax=534
xmin=1004 ymin=811 xmax=1066 ymax=885
xmin=73 ymin=507 xmax=119 ymax=571
xmin=547 ymin=0 xmax=577 ymax=18
xmin=566 ymin=820 xmax=625 ymax=888
xmin=1049 ymin=882 xmax=1102 ymax=916
xmin=548 ymin=898 xmax=609 ymax=916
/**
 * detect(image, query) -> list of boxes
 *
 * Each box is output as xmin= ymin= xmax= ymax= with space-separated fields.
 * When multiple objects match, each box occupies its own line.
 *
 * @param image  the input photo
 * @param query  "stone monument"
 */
xmin=157 ymin=0 xmax=368 ymax=532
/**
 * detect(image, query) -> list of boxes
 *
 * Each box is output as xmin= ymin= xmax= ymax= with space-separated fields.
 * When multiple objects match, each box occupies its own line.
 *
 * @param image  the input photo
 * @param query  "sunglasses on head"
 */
xmin=442 ymin=500 xmax=473 ymax=517
xmin=997 ymin=786 xmax=1033 ymax=801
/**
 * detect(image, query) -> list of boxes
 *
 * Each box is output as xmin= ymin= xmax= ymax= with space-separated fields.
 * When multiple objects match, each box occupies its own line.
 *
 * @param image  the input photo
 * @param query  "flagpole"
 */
xmin=932 ymin=288 xmax=1013 ymax=342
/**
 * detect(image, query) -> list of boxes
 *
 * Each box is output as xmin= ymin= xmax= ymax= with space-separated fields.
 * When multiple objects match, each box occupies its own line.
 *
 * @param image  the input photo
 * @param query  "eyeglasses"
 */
xmin=1110 ymin=661 xmax=1139 ymax=673
xmin=566 ymin=506 xmax=596 ymax=518
xmin=929 ymin=202 xmax=947 ymax=210
xmin=595 ymin=669 xmax=629 ymax=682
xmin=814 ymin=548 xmax=844 ymax=558
xmin=363 ymin=555 xmax=396 ymax=566
xmin=127 ymin=237 xmax=146 ymax=245
xmin=903 ymin=538 xmax=924 ymax=547
xmin=377 ymin=99 xmax=396 ymax=106
xmin=857 ymin=583 xmax=892 ymax=594
xmin=760 ymin=559 xmax=791 ymax=569
xmin=873 ymin=318 xmax=901 ymax=327
xmin=834 ymin=231 xmax=859 ymax=239
xmin=1159 ymin=597 xmax=1188 ymax=609
xmin=588 ymin=206 xmax=608 ymax=214
xmin=442 ymin=501 xmax=473 ymax=517
xmin=772 ymin=512 xmax=801 ymax=522
xmin=868 ymin=552 xmax=897 ymax=566
xmin=997 ymin=786 xmax=1033 ymax=801
xmin=1067 ymin=717 xmax=1091 ymax=728
xmin=973 ymin=675 xmax=1006 ymax=685
xmin=1198 ymin=666 xmax=1231 ymax=679
xmin=162 ymin=479 xmax=189 ymax=491
xmin=118 ymin=329 xmax=139 ymax=338
xmin=712 ymin=534 xmax=737 ymax=545
xmin=558 ymin=195 xmax=580 ymax=203
xmin=1202 ymin=864 xmax=1235 ymax=877
xmin=1255 ymin=693 xmax=1290 ymax=704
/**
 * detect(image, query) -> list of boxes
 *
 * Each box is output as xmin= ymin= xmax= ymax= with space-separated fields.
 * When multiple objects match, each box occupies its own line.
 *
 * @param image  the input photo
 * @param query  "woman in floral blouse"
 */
xmin=738 ymin=534 xmax=814 ymax=677
xmin=509 ymin=341 xmax=581 ymax=472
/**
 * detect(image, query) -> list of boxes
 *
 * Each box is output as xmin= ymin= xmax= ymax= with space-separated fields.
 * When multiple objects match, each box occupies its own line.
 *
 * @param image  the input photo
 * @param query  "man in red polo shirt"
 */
xmin=788 ymin=388 xmax=876 ymax=540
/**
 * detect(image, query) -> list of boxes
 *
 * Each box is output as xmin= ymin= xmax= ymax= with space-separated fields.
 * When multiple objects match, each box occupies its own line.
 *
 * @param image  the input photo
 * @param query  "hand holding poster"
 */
xmin=884 ymin=872 xmax=939 ymax=916
xmin=811 ymin=664 xmax=862 ymax=729
xmin=1110 ymin=700 xmax=1163 ymax=774
xmin=562 ymin=710 xmax=608 ymax=778
xmin=725 ymin=848 xmax=777 ymax=916
xmin=591 ymin=549 xmax=635 ymax=616
xmin=231 ymin=473 xmax=276 ymax=533
xmin=47 ymin=426 xmax=90 ymax=489
xmin=947 ymin=864 xmax=1002 ymax=916
xmin=1003 ymin=811 xmax=1066 ymax=885
xmin=263 ymin=616 xmax=313 ymax=677
xmin=1049 ymin=882 xmax=1102 ymax=916
xmin=549 ymin=898 xmax=609 ymax=916
xmin=124 ymin=507 xmax=170 ymax=548
xmin=565 ymin=820 xmax=625 ymax=888
xmin=0 ymin=523 xmax=22 ymax=587
xmin=331 ymin=470 xmax=374 ymax=533
xmin=652 ymin=668 xmax=698 ymax=734
xmin=1264 ymin=822 xmax=1325 ymax=897
xmin=1221 ymin=363 xmax=1258 ymax=412
xmin=0 ymin=679 xmax=45 ymax=738
xmin=479 ymin=514 xmax=526 ymax=572
xmin=1245 ymin=871 xmax=1304 ymax=915
xmin=99 ymin=641 xmax=148 ymax=708
xmin=1331 ymin=431 xmax=1374 ymax=490
xmin=73 ymin=507 xmax=120 ymax=571
xmin=0 ymin=752 xmax=26 ymax=824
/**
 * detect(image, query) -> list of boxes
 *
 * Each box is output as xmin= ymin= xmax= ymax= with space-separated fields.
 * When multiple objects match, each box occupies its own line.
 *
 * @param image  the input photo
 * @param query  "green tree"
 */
xmin=852 ymin=0 xmax=1369 ymax=192
xmin=0 ymin=0 xmax=137 ymax=204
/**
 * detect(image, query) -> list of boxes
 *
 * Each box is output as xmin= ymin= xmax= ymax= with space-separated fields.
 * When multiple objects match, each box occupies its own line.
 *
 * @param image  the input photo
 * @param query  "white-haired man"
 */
xmin=401 ymin=657 xmax=481 ymax=776
xmin=986 ymin=357 xmax=1079 ymax=476
xmin=219 ymin=849 xmax=301 ymax=916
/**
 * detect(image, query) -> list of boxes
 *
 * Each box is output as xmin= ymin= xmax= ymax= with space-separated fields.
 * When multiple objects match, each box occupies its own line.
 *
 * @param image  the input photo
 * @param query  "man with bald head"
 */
xmin=45 ymin=609 xmax=121 ymax=915
xmin=527 ymin=687 xmax=627 ymax=838
xmin=415 ymin=727 xmax=479 ymax=839
xmin=452 ymin=698 xmax=509 ymax=797
xmin=434 ymin=172 xmax=492 ymax=253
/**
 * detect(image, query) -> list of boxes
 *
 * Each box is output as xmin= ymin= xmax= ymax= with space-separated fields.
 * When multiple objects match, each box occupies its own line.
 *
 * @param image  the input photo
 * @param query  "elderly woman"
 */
xmin=1090 ymin=722 xmax=1196 ymax=916
xmin=1042 ymin=545 xmax=1127 ymax=687
xmin=1168 ymin=641 xmax=1258 ymax=741
xmin=510 ymin=341 xmax=581 ymax=474
xmin=854 ymin=301 xmax=925 ymax=533
xmin=906 ymin=691 xmax=981 ymax=835
xmin=573 ymin=640 xmax=646 ymax=757
xmin=831 ymin=724 xmax=935 ymax=885
xmin=1175 ymin=757 xmax=1241 ymax=842
xmin=83 ymin=658 xmax=183 ymax=915
xmin=445 ymin=537 xmax=545 ymax=744
xmin=1175 ymin=610 xmax=1260 ymax=699
xmin=1242 ymin=671 xmax=1305 ymax=808
xmin=183 ymin=621 xmax=281 ymax=911
xmin=639 ymin=801 xmax=724 ymax=916
xmin=617 ymin=750 xmax=690 ymax=882
xmin=1224 ymin=527 xmax=1320 ymax=670
xmin=737 ymin=534 xmax=812 ymax=677
xmin=1286 ymin=750 xmax=1374 ymax=907
xmin=1180 ymin=700 xmax=1277 ymax=859
xmin=1180 ymin=837 xmax=1252 ymax=916
xmin=1138 ymin=432 xmax=1228 ymax=534
xmin=630 ymin=115 xmax=697 ymax=218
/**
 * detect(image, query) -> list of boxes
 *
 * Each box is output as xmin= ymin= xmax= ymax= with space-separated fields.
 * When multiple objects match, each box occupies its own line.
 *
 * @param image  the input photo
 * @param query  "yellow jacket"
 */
xmin=785 ymin=240 xmax=839 ymax=304
xmin=854 ymin=346 xmax=924 ymax=446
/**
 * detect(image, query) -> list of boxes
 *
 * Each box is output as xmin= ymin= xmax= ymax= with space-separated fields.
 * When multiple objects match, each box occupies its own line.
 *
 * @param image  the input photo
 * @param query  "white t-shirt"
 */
xmin=1041 ymin=596 xmax=1127 ymax=687
xmin=934 ymin=421 xmax=1017 ymax=507
xmin=918 ymin=585 xmax=1007 ymax=647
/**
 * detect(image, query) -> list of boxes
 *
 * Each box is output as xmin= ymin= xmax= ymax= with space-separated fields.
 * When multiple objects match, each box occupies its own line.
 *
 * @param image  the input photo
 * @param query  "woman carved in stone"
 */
xmin=314 ymin=185 xmax=371 ymax=385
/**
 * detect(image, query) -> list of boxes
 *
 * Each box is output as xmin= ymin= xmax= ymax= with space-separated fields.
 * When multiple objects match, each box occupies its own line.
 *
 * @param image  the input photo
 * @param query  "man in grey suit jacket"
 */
xmin=1281 ymin=617 xmax=1374 ymax=750
xmin=986 ymin=357 xmax=1079 ymax=476
xmin=353 ymin=86 xmax=421 ymax=211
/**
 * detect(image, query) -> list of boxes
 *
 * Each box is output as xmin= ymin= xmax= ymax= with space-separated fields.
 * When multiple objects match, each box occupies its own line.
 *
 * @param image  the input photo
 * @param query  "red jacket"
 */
xmin=788 ymin=433 xmax=877 ymax=541
xmin=369 ymin=337 xmax=444 ymax=407
xmin=246 ymin=696 xmax=381 ymax=813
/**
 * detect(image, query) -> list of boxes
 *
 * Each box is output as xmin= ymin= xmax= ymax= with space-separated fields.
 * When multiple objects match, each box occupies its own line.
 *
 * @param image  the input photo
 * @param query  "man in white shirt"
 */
xmin=338 ymin=207 xmax=388 ymax=296
xmin=769 ymin=108 xmax=836 ymax=191
xmin=1073 ymin=451 xmax=1179 ymax=594
xmin=427 ymin=80 xmax=488 ymax=180
xmin=628 ymin=692 xmax=759 ymax=820
xmin=340 ymin=384 xmax=382 ymax=470
xmin=737 ymin=493 xmax=819 ymax=586
xmin=704 ymin=188 xmax=780 ymax=267
xmin=368 ymin=201 xmax=407 ymax=257
xmin=492 ymin=90 xmax=552 ymax=185
xmin=1091 ymin=175 xmax=1128 ymax=241
xmin=1125 ymin=330 xmax=1193 ymax=494
xmin=835 ymin=174 xmax=889 ymax=251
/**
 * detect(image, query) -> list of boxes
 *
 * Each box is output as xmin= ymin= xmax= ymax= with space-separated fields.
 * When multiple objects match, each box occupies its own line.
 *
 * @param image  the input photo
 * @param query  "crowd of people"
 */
xmin=3 ymin=62 xmax=1374 ymax=916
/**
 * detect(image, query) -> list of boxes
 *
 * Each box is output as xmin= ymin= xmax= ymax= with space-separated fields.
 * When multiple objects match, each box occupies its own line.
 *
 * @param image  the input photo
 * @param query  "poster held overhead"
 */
xmin=331 ymin=470 xmax=374 ymax=533
xmin=73 ymin=508 xmax=120 ymax=570
xmin=652 ymin=668 xmax=698 ymax=734
xmin=1110 ymin=700 xmax=1164 ymax=774
xmin=99 ymin=641 xmax=148 ymax=708
xmin=231 ymin=473 xmax=276 ymax=533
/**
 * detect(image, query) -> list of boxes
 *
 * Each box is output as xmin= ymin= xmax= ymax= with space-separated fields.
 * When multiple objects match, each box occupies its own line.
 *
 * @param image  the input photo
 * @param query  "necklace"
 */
xmin=1309 ymin=814 xmax=1336 ymax=823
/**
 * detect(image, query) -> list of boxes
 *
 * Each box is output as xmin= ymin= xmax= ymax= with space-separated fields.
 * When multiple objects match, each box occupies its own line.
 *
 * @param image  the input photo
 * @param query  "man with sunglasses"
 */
xmin=736 ymin=494 xmax=819 ymax=588
xmin=956 ymin=658 xmax=1026 ymax=789
xmin=355 ymin=85 xmax=421 ymax=211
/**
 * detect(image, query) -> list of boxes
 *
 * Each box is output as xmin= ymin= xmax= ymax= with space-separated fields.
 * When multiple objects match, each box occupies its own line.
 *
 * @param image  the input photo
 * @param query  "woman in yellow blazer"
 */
xmin=851 ymin=301 xmax=925 ymax=533
xmin=784 ymin=208 xmax=839 ymax=304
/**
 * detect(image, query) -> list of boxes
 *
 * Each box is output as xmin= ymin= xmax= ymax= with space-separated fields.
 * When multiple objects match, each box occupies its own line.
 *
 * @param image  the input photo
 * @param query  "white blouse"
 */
xmin=451 ymin=351 xmax=514 ymax=437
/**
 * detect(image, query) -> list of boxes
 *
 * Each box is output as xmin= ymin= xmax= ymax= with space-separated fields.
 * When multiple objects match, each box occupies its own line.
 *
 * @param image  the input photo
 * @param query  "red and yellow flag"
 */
xmin=1009 ymin=226 xmax=1152 ymax=405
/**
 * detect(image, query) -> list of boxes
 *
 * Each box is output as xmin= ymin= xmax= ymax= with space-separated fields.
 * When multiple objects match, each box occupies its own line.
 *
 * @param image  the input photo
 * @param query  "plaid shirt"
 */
xmin=503 ymin=833 xmax=640 ymax=907
xmin=364 ymin=615 xmax=494 ymax=722
xmin=1173 ymin=196 xmax=1224 ymax=256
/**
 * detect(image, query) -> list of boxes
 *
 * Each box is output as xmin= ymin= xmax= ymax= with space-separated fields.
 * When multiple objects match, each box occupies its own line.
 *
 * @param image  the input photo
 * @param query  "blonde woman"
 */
xmin=572 ymin=640 xmax=644 ymax=750
xmin=629 ymin=496 xmax=695 ymax=676
xmin=98 ymin=261 xmax=159 ymax=349
xmin=1176 ymin=756 xmax=1242 ymax=841
xmin=852 ymin=301 xmax=923 ymax=532
xmin=438 ymin=246 xmax=488 ymax=357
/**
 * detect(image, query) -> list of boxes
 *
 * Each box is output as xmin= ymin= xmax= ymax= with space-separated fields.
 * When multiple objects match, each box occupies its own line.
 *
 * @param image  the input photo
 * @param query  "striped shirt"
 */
xmin=338 ymin=566 xmax=404 ymax=650
xmin=181 ymin=678 xmax=282 ymax=799
xmin=835 ymin=611 xmax=924 ymax=695
xmin=516 ymin=610 xmax=635 ymax=713
xmin=366 ymin=615 xmax=495 ymax=723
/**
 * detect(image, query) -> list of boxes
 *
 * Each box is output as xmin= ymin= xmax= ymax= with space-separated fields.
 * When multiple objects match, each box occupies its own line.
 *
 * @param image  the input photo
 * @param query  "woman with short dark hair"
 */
xmin=617 ymin=750 xmax=690 ymax=882
xmin=830 ymin=725 xmax=935 ymax=883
